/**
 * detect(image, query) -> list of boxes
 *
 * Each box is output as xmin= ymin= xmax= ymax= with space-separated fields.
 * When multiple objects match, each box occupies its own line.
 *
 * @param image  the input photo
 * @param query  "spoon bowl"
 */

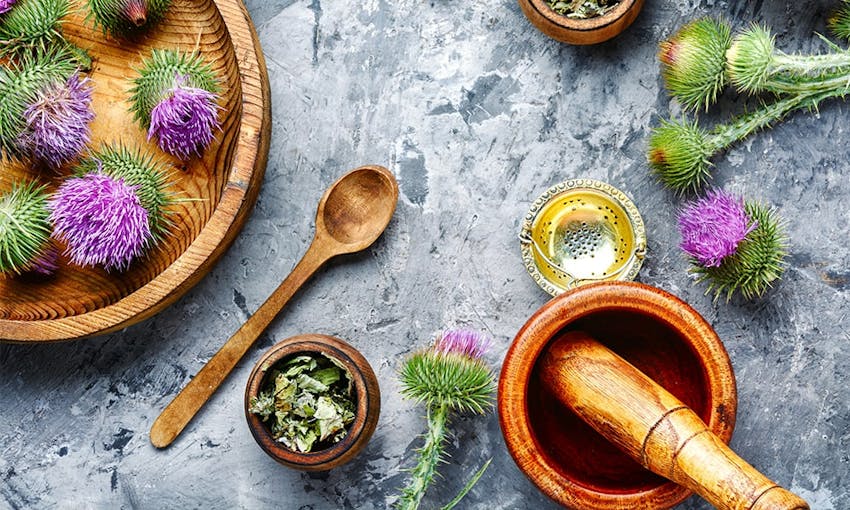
xmin=319 ymin=166 xmax=399 ymax=249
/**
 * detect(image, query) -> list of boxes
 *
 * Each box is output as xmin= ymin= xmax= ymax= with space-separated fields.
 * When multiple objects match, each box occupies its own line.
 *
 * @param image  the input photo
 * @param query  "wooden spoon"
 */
xmin=150 ymin=165 xmax=399 ymax=448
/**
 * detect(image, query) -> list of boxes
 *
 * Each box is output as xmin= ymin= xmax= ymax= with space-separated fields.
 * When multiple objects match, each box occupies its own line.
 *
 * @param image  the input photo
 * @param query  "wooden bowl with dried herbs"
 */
xmin=518 ymin=0 xmax=644 ymax=45
xmin=244 ymin=334 xmax=380 ymax=471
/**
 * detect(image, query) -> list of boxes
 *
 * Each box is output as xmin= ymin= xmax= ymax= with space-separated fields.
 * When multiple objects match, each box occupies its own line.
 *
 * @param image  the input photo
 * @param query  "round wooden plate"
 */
xmin=0 ymin=0 xmax=270 ymax=342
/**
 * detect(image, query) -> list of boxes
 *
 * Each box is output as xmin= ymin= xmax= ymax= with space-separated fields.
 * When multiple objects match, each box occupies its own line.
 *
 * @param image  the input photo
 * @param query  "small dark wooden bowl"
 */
xmin=518 ymin=0 xmax=644 ymax=45
xmin=245 ymin=334 xmax=380 ymax=471
xmin=499 ymin=282 xmax=737 ymax=509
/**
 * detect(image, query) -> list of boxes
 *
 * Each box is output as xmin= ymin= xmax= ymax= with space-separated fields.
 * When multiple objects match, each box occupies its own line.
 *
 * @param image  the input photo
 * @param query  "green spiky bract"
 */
xmin=0 ymin=0 xmax=68 ymax=57
xmin=726 ymin=24 xmax=774 ymax=95
xmin=0 ymin=47 xmax=76 ymax=160
xmin=0 ymin=181 xmax=52 ymax=276
xmin=829 ymin=1 xmax=850 ymax=42
xmin=74 ymin=142 xmax=175 ymax=239
xmin=691 ymin=202 xmax=788 ymax=301
xmin=87 ymin=0 xmax=171 ymax=37
xmin=648 ymin=118 xmax=713 ymax=194
xmin=128 ymin=49 xmax=219 ymax=129
xmin=659 ymin=17 xmax=731 ymax=112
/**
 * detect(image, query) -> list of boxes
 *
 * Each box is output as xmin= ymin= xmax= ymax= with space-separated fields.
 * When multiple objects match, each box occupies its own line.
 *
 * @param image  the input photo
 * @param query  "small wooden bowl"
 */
xmin=499 ymin=282 xmax=737 ymax=509
xmin=245 ymin=334 xmax=381 ymax=471
xmin=518 ymin=0 xmax=645 ymax=45
xmin=0 ymin=0 xmax=270 ymax=342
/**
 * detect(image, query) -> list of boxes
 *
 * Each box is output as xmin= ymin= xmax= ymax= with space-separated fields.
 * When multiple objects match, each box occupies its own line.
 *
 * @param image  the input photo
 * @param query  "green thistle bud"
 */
xmin=128 ymin=48 xmax=218 ymax=129
xmin=726 ymin=24 xmax=775 ymax=95
xmin=0 ymin=47 xmax=76 ymax=160
xmin=647 ymin=118 xmax=713 ymax=194
xmin=399 ymin=350 xmax=494 ymax=414
xmin=0 ymin=180 xmax=52 ymax=276
xmin=87 ymin=0 xmax=171 ymax=37
xmin=74 ymin=142 xmax=175 ymax=238
xmin=829 ymin=1 xmax=850 ymax=42
xmin=659 ymin=17 xmax=732 ymax=112
xmin=691 ymin=202 xmax=788 ymax=301
xmin=0 ymin=0 xmax=68 ymax=57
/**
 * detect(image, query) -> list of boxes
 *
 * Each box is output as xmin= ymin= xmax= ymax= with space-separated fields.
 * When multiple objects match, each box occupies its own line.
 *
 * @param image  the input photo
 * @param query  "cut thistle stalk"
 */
xmin=87 ymin=0 xmax=171 ymax=37
xmin=396 ymin=330 xmax=496 ymax=510
xmin=50 ymin=142 xmax=175 ymax=271
xmin=648 ymin=88 xmax=843 ymax=193
xmin=129 ymin=49 xmax=221 ymax=160
xmin=0 ymin=0 xmax=68 ymax=57
xmin=0 ymin=181 xmax=53 ymax=276
xmin=679 ymin=190 xmax=788 ymax=300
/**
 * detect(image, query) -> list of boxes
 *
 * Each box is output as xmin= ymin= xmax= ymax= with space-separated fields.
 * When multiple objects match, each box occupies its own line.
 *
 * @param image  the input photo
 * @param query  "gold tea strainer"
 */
xmin=519 ymin=179 xmax=646 ymax=296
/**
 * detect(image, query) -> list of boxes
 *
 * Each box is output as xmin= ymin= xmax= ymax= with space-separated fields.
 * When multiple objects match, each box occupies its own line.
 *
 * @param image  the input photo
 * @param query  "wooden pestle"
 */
xmin=539 ymin=331 xmax=809 ymax=510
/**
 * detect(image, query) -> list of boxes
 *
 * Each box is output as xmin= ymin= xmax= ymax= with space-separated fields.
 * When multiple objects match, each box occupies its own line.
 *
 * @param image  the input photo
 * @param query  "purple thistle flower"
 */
xmin=49 ymin=172 xmax=152 ymax=271
xmin=433 ymin=329 xmax=492 ymax=360
xmin=27 ymin=243 xmax=59 ymax=276
xmin=678 ymin=189 xmax=757 ymax=267
xmin=0 ymin=0 xmax=15 ymax=15
xmin=19 ymin=73 xmax=95 ymax=168
xmin=148 ymin=74 xmax=220 ymax=160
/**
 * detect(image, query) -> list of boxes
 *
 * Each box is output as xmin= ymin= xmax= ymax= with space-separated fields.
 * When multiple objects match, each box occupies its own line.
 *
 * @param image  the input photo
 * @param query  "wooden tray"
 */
xmin=0 ymin=0 xmax=270 ymax=342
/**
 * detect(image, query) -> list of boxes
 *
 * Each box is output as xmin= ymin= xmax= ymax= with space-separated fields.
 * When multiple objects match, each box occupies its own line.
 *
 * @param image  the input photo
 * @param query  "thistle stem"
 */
xmin=771 ymin=51 xmax=850 ymax=76
xmin=396 ymin=402 xmax=450 ymax=510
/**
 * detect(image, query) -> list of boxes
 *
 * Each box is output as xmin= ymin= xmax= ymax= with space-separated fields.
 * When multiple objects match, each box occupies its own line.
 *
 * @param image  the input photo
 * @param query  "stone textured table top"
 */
xmin=2 ymin=0 xmax=849 ymax=508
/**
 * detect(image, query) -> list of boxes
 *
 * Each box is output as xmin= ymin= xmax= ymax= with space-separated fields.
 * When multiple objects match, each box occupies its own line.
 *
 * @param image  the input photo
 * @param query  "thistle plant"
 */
xmin=829 ymin=1 xmax=850 ymax=42
xmin=678 ymin=189 xmax=787 ymax=300
xmin=18 ymin=72 xmax=95 ymax=168
xmin=396 ymin=330 xmax=496 ymax=510
xmin=0 ymin=181 xmax=53 ymax=276
xmin=0 ymin=0 xmax=68 ymax=57
xmin=128 ymin=49 xmax=220 ymax=159
xmin=87 ymin=0 xmax=171 ymax=37
xmin=50 ymin=143 xmax=175 ymax=271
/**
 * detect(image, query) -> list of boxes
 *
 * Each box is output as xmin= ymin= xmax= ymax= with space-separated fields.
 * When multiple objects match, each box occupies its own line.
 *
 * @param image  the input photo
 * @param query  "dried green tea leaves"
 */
xmin=547 ymin=0 xmax=620 ymax=19
xmin=249 ymin=353 xmax=355 ymax=453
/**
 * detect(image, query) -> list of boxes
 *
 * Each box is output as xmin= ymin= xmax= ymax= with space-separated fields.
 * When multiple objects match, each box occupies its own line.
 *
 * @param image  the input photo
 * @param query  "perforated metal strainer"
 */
xmin=519 ymin=179 xmax=646 ymax=296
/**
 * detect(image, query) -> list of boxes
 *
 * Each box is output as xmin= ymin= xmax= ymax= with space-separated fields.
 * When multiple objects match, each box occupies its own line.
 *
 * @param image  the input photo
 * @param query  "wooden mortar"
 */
xmin=499 ymin=281 xmax=800 ymax=509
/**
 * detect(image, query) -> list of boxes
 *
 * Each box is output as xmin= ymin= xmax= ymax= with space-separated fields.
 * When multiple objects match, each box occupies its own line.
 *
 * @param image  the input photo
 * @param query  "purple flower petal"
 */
xmin=678 ymin=189 xmax=756 ymax=267
xmin=27 ymin=243 xmax=59 ymax=276
xmin=148 ymin=74 xmax=220 ymax=159
xmin=49 ymin=172 xmax=152 ymax=271
xmin=433 ymin=329 xmax=492 ymax=360
xmin=0 ymin=0 xmax=16 ymax=15
xmin=19 ymin=73 xmax=95 ymax=168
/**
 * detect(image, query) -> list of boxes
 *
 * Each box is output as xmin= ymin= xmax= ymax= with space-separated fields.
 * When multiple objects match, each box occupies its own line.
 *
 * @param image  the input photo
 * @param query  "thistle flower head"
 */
xmin=18 ymin=72 xmax=94 ymax=168
xmin=50 ymin=172 xmax=151 ymax=271
xmin=0 ymin=0 xmax=68 ymax=56
xmin=726 ymin=24 xmax=775 ymax=95
xmin=27 ymin=242 xmax=58 ymax=275
xmin=691 ymin=202 xmax=788 ymax=301
xmin=0 ymin=181 xmax=52 ymax=276
xmin=648 ymin=118 xmax=714 ymax=193
xmin=148 ymin=74 xmax=220 ymax=159
xmin=0 ymin=47 xmax=77 ymax=160
xmin=678 ymin=189 xmax=756 ymax=267
xmin=0 ymin=0 xmax=17 ymax=15
xmin=659 ymin=17 xmax=732 ymax=111
xmin=399 ymin=329 xmax=495 ymax=414
xmin=87 ymin=0 xmax=171 ymax=37
xmin=829 ymin=1 xmax=850 ymax=42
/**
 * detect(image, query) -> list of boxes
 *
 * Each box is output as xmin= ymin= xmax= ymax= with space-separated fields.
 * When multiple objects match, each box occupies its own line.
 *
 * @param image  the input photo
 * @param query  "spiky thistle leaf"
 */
xmin=647 ymin=118 xmax=713 ymax=194
xmin=0 ymin=47 xmax=76 ymax=160
xmin=0 ymin=0 xmax=69 ymax=57
xmin=73 ymin=142 xmax=176 ymax=239
xmin=691 ymin=202 xmax=788 ymax=301
xmin=0 ymin=180 xmax=52 ymax=276
xmin=659 ymin=17 xmax=732 ymax=111
xmin=87 ymin=0 xmax=171 ymax=37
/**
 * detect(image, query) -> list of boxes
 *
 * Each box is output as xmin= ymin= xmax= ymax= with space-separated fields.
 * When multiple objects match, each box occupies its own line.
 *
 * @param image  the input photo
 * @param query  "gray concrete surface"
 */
xmin=2 ymin=0 xmax=849 ymax=508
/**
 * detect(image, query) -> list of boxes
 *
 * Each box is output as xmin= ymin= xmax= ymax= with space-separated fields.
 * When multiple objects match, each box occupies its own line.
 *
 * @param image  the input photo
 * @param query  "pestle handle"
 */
xmin=539 ymin=331 xmax=809 ymax=510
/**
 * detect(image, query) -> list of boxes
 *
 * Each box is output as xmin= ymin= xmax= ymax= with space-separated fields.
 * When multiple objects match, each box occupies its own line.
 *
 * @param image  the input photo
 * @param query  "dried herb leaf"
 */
xmin=249 ymin=353 xmax=355 ymax=453
xmin=547 ymin=0 xmax=620 ymax=19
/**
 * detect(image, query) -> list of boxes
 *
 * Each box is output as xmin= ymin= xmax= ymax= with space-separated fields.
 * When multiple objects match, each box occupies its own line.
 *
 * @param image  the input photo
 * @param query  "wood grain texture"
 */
xmin=541 ymin=332 xmax=809 ymax=510
xmin=243 ymin=334 xmax=381 ymax=471
xmin=498 ymin=282 xmax=737 ymax=510
xmin=149 ymin=165 xmax=398 ymax=448
xmin=517 ymin=0 xmax=645 ymax=45
xmin=0 ymin=0 xmax=270 ymax=342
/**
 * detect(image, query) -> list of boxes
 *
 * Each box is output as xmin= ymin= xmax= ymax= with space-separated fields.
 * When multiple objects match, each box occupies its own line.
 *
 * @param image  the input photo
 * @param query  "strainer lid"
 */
xmin=519 ymin=179 xmax=646 ymax=296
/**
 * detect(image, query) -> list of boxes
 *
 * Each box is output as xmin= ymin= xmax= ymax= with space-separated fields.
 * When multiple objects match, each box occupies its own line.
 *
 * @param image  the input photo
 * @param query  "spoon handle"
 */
xmin=150 ymin=240 xmax=332 ymax=448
